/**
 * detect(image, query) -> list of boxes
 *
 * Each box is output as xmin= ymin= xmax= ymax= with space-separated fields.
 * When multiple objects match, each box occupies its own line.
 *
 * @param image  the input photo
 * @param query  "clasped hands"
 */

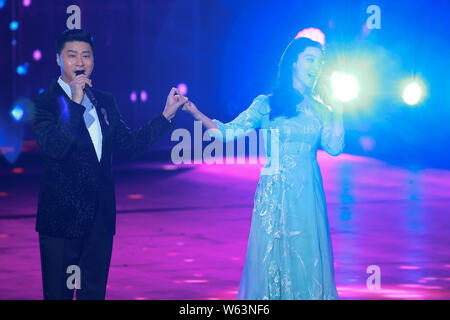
xmin=162 ymin=88 xmax=199 ymax=121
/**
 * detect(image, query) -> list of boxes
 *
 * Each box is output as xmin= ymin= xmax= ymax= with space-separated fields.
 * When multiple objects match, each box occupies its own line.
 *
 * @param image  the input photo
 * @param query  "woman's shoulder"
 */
xmin=251 ymin=94 xmax=271 ymax=115
xmin=253 ymin=93 xmax=271 ymax=103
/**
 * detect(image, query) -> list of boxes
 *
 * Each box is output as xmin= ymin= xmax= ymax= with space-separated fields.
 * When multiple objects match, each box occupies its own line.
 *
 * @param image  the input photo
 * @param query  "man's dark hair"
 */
xmin=56 ymin=29 xmax=94 ymax=55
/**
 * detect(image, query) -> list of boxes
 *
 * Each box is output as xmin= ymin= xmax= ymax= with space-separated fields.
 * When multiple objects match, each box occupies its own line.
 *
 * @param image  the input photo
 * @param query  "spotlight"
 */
xmin=330 ymin=72 xmax=360 ymax=102
xmin=402 ymin=80 xmax=425 ymax=106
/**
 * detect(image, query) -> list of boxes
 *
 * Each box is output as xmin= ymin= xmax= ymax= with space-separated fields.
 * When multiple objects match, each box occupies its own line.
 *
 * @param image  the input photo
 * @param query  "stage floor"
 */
xmin=0 ymin=152 xmax=449 ymax=299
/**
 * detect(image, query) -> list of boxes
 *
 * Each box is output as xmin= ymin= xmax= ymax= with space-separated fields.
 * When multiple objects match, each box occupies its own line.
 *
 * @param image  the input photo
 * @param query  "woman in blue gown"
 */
xmin=182 ymin=37 xmax=344 ymax=300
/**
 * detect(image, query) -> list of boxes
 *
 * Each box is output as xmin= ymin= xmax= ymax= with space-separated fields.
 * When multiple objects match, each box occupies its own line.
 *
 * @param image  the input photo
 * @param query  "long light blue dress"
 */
xmin=211 ymin=94 xmax=344 ymax=300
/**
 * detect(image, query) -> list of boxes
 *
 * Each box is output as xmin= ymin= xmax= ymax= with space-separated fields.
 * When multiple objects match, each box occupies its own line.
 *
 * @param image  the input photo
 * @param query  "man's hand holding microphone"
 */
xmin=69 ymin=70 xmax=187 ymax=121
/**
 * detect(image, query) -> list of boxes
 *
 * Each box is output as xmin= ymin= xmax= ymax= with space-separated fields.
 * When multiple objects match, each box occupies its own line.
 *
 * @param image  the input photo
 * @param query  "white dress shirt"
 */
xmin=58 ymin=77 xmax=103 ymax=162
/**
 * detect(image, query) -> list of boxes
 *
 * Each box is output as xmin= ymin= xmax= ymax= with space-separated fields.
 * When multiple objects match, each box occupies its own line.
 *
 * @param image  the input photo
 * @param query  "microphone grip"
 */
xmin=74 ymin=70 xmax=98 ymax=106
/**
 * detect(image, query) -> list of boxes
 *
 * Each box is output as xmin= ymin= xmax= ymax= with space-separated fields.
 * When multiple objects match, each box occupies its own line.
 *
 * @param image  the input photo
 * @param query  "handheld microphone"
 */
xmin=74 ymin=70 xmax=98 ymax=107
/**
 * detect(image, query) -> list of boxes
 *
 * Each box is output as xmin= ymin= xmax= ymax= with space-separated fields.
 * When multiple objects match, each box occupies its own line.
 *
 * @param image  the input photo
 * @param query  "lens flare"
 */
xmin=330 ymin=72 xmax=360 ymax=102
xmin=402 ymin=81 xmax=423 ymax=106
xmin=10 ymin=105 xmax=24 ymax=122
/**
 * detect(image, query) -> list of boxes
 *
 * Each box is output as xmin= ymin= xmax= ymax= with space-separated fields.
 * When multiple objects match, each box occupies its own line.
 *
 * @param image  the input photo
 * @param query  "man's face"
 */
xmin=293 ymin=46 xmax=323 ymax=88
xmin=56 ymin=41 xmax=94 ymax=83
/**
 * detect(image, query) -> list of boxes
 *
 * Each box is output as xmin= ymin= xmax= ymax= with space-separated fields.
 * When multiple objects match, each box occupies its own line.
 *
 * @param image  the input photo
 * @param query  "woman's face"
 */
xmin=293 ymin=46 xmax=323 ymax=89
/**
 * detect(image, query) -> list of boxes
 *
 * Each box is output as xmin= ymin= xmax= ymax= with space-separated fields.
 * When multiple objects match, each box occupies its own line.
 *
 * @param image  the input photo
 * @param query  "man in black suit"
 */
xmin=31 ymin=29 xmax=187 ymax=300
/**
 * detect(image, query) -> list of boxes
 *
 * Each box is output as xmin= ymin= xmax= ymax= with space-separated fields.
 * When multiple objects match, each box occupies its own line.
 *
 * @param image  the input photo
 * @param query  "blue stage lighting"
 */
xmin=16 ymin=65 xmax=27 ymax=75
xmin=10 ymin=21 xmax=19 ymax=31
xmin=0 ymin=0 xmax=5 ymax=9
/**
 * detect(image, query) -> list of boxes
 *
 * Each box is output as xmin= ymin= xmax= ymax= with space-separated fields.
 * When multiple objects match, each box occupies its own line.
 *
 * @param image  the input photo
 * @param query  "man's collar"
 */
xmin=57 ymin=76 xmax=72 ymax=99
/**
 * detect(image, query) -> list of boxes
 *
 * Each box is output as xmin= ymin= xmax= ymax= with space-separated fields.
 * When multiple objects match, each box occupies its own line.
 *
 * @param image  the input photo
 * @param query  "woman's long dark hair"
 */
xmin=269 ymin=37 xmax=323 ymax=120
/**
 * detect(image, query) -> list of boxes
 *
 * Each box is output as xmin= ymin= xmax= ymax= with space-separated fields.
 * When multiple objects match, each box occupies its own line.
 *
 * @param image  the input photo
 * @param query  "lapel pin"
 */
xmin=101 ymin=108 xmax=110 ymax=126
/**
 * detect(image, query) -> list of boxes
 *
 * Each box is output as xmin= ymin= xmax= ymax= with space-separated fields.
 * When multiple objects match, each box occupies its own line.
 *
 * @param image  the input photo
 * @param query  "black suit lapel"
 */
xmin=52 ymin=79 xmax=102 ymax=161
xmin=91 ymin=91 xmax=114 ymax=164
xmin=50 ymin=79 xmax=112 ymax=163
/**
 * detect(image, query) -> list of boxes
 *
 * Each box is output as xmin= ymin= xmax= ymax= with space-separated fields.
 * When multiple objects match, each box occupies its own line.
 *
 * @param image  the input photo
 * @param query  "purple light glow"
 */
xmin=140 ymin=90 xmax=148 ymax=102
xmin=359 ymin=135 xmax=375 ymax=152
xmin=130 ymin=91 xmax=137 ymax=102
xmin=177 ymin=83 xmax=188 ymax=96
xmin=295 ymin=27 xmax=326 ymax=45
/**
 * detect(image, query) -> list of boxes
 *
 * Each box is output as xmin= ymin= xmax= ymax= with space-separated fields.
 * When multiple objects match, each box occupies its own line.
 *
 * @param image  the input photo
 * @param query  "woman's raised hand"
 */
xmin=181 ymin=100 xmax=218 ymax=131
xmin=182 ymin=101 xmax=200 ymax=117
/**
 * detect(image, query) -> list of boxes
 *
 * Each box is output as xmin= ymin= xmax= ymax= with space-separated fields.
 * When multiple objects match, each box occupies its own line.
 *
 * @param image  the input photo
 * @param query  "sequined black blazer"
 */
xmin=31 ymin=79 xmax=174 ymax=239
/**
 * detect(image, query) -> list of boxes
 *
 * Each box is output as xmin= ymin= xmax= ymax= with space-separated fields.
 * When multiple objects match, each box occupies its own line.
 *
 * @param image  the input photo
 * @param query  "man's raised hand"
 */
xmin=162 ymin=87 xmax=188 ymax=121
xmin=70 ymin=74 xmax=92 ymax=104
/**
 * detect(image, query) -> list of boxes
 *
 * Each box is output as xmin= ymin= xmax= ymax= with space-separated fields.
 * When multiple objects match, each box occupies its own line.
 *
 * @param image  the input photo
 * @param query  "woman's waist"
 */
xmin=267 ymin=141 xmax=317 ymax=157
xmin=262 ymin=153 xmax=318 ymax=175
